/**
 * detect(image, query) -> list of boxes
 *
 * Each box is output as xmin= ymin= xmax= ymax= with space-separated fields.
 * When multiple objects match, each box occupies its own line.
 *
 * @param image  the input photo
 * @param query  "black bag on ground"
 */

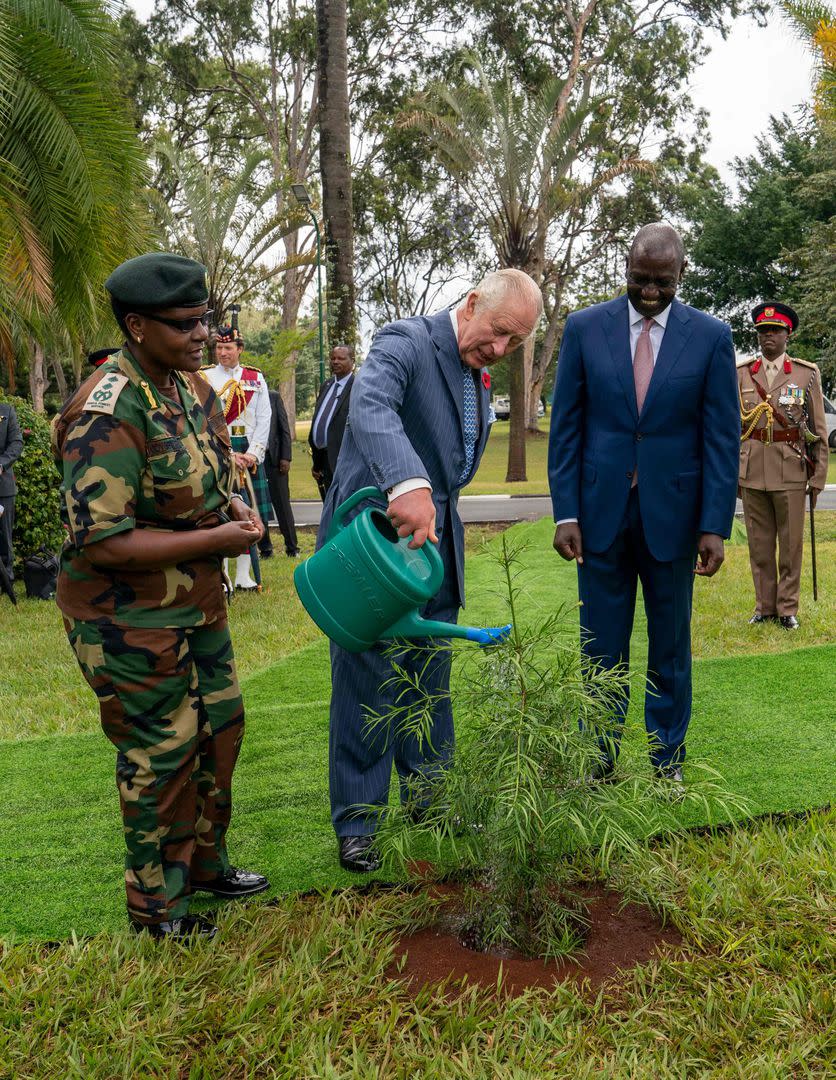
xmin=23 ymin=550 xmax=59 ymax=600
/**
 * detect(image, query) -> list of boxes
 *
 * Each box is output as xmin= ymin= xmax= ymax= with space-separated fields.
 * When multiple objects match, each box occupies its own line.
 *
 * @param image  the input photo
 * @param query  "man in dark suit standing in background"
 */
xmin=309 ymin=344 xmax=355 ymax=498
xmin=320 ymin=270 xmax=543 ymax=872
xmin=261 ymin=388 xmax=300 ymax=558
xmin=0 ymin=400 xmax=23 ymax=583
xmin=549 ymin=223 xmax=739 ymax=787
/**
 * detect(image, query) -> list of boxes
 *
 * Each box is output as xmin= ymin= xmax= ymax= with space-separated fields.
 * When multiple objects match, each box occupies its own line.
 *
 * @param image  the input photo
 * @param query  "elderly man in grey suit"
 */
xmin=320 ymin=269 xmax=543 ymax=872
xmin=0 ymin=401 xmax=23 ymax=584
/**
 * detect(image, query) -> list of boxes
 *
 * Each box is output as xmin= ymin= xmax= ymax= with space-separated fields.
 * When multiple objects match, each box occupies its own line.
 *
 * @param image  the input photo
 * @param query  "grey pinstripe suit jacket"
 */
xmin=318 ymin=310 xmax=491 ymax=608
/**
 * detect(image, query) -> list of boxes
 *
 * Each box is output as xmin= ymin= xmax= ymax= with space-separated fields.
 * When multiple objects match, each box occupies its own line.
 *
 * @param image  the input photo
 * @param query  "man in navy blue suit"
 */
xmin=548 ymin=223 xmax=739 ymax=786
xmin=321 ymin=269 xmax=543 ymax=871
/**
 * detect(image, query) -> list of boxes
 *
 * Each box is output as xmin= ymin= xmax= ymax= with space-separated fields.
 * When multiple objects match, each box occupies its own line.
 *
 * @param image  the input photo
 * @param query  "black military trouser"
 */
xmin=264 ymin=463 xmax=299 ymax=556
xmin=0 ymin=495 xmax=14 ymax=580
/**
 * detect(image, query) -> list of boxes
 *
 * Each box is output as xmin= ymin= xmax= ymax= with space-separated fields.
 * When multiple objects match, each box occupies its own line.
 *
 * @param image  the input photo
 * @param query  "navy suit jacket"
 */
xmin=548 ymin=295 xmax=739 ymax=562
xmin=308 ymin=373 xmax=353 ymax=475
xmin=319 ymin=311 xmax=491 ymax=607
xmin=0 ymin=402 xmax=23 ymax=498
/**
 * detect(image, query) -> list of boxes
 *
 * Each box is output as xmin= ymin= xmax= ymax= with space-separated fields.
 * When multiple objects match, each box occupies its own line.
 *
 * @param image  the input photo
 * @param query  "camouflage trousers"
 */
xmin=64 ymin=617 xmax=244 ymax=925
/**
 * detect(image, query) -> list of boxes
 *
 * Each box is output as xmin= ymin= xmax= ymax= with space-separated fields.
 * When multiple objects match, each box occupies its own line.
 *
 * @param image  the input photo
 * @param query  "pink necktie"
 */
xmin=633 ymin=317 xmax=654 ymax=413
xmin=631 ymin=318 xmax=654 ymax=489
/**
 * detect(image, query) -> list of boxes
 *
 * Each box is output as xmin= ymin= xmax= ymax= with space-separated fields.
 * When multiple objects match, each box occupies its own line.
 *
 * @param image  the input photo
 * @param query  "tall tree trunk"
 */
xmin=316 ymin=0 xmax=356 ymax=344
xmin=522 ymin=334 xmax=539 ymax=432
xmin=528 ymin=284 xmax=566 ymax=433
xmin=505 ymin=344 xmax=527 ymax=481
xmin=49 ymin=352 xmax=68 ymax=402
xmin=29 ymin=338 xmax=48 ymax=413
xmin=280 ymin=243 xmax=301 ymax=438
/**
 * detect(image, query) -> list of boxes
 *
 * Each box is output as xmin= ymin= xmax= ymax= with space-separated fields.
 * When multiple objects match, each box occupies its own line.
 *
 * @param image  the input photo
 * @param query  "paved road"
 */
xmin=288 ymin=484 xmax=836 ymax=527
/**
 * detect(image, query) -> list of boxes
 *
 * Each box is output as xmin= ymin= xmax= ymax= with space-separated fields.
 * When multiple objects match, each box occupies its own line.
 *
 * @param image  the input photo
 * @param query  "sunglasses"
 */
xmin=141 ymin=309 xmax=214 ymax=333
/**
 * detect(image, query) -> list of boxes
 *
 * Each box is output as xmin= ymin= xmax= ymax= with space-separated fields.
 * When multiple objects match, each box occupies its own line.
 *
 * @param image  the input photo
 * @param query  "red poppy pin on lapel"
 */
xmin=482 ymin=371 xmax=491 ymax=390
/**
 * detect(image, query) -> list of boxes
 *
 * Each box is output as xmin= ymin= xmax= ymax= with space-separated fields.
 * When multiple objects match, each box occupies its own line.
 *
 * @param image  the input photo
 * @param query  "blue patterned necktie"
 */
xmin=312 ymin=381 xmax=341 ymax=449
xmin=458 ymin=367 xmax=478 ymax=485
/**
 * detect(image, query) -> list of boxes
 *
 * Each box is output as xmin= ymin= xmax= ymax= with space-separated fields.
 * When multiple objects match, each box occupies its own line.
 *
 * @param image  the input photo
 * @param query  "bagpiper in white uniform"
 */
xmin=201 ymin=326 xmax=272 ymax=590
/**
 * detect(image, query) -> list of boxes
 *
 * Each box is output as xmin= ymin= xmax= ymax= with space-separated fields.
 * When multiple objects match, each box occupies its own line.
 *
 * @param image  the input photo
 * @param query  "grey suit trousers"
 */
xmin=328 ymin=528 xmax=458 ymax=835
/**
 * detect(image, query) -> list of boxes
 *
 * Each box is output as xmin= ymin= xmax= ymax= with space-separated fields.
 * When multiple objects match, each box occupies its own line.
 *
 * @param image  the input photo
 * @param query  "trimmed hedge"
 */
xmin=0 ymin=395 xmax=64 ymax=569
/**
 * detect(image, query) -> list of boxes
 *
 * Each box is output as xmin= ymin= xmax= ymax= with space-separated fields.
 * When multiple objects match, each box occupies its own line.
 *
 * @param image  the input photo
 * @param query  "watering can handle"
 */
xmin=326 ymin=486 xmax=387 ymax=542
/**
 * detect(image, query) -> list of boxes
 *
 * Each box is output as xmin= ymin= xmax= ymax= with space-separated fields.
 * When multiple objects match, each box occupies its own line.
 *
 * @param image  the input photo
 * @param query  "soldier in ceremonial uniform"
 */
xmin=53 ymin=253 xmax=269 ymax=941
xmin=200 ymin=325 xmax=272 ymax=590
xmin=738 ymin=302 xmax=828 ymax=628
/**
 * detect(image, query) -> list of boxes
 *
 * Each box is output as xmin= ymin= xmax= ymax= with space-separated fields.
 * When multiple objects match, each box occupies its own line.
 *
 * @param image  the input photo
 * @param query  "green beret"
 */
xmin=105 ymin=253 xmax=209 ymax=310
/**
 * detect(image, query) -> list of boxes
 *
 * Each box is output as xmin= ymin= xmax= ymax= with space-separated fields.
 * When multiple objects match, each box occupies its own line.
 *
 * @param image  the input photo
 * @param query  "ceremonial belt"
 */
xmin=748 ymin=427 xmax=801 ymax=443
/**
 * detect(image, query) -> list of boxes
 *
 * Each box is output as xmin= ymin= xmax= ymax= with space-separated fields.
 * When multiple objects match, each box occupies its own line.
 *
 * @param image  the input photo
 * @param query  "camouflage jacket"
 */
xmin=52 ymin=348 xmax=234 ymax=627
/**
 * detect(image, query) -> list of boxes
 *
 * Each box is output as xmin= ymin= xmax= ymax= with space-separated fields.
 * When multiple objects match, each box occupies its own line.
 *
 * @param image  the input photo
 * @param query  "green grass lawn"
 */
xmin=0 ymin=809 xmax=832 ymax=1077
xmin=2 ymin=518 xmax=835 ymax=1077
xmin=2 ymin=517 xmax=835 ymax=941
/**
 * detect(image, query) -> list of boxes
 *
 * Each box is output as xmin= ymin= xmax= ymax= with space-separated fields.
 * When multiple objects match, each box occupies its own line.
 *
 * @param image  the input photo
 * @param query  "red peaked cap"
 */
xmin=752 ymin=302 xmax=799 ymax=334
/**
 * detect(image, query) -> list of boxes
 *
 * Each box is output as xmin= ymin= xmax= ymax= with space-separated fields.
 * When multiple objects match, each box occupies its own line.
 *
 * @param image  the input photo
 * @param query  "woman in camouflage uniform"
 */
xmin=53 ymin=253 xmax=270 ymax=941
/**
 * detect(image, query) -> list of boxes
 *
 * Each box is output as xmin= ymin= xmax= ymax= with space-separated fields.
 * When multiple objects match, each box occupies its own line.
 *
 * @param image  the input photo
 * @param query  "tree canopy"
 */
xmin=0 ymin=0 xmax=148 ymax=394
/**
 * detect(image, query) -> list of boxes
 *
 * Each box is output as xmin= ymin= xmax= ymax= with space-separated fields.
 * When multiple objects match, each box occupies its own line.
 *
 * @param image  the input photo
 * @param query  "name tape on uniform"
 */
xmin=82 ymin=372 xmax=130 ymax=415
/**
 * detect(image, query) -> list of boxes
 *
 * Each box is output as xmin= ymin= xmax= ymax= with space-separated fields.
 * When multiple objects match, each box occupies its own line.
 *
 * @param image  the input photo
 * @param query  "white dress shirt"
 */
xmin=555 ymin=300 xmax=671 ymax=526
xmin=627 ymin=299 xmax=669 ymax=362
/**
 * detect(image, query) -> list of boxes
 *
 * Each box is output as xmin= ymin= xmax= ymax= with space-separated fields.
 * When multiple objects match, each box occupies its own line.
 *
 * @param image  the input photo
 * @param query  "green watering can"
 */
xmin=293 ymin=487 xmax=511 ymax=653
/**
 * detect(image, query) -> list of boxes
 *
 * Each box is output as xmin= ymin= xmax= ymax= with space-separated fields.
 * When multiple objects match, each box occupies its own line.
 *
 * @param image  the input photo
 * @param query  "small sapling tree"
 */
xmin=365 ymin=535 xmax=740 ymax=959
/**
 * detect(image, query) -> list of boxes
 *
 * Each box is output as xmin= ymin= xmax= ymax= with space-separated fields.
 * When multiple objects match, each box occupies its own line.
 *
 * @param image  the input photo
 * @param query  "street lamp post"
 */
xmin=291 ymin=183 xmax=325 ymax=386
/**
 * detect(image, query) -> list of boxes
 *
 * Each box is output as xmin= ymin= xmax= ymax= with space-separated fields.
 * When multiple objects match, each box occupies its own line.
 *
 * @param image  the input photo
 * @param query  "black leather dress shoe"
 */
xmin=748 ymin=612 xmax=776 ymax=625
xmin=192 ymin=867 xmax=270 ymax=898
xmin=587 ymin=760 xmax=616 ymax=784
xmin=338 ymin=835 xmax=381 ymax=873
xmin=259 ymin=547 xmax=274 ymax=559
xmin=779 ymin=615 xmax=799 ymax=630
xmin=654 ymin=764 xmax=684 ymax=794
xmin=130 ymin=915 xmax=218 ymax=941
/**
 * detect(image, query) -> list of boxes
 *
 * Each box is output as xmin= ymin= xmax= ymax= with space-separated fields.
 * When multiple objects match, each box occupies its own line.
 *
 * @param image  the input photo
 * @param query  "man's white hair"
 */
xmin=470 ymin=269 xmax=543 ymax=322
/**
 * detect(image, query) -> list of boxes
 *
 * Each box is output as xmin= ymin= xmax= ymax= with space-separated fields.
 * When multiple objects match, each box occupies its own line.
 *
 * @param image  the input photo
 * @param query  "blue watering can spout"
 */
xmin=383 ymin=611 xmax=512 ymax=647
xmin=462 ymin=624 xmax=513 ymax=647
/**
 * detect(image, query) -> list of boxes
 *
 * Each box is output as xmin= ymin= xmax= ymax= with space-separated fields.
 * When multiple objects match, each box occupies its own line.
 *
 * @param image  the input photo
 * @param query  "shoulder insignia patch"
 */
xmin=790 ymin=356 xmax=816 ymax=369
xmin=82 ymin=371 xmax=130 ymax=415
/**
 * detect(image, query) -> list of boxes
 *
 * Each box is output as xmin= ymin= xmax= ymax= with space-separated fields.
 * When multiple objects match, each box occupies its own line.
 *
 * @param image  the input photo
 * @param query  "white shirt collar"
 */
xmin=334 ymin=371 xmax=353 ymax=387
xmin=627 ymin=299 xmax=672 ymax=330
xmin=449 ymin=307 xmax=460 ymax=343
xmin=217 ymin=362 xmax=242 ymax=379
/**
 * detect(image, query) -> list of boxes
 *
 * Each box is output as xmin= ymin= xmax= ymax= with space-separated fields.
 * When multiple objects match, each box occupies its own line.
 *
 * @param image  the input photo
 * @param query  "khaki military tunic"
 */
xmin=738 ymin=353 xmax=828 ymax=616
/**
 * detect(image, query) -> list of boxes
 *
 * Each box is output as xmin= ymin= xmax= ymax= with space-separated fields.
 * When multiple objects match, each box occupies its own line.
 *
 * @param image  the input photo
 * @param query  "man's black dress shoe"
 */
xmin=748 ymin=612 xmax=776 ymax=625
xmin=654 ymin=764 xmax=684 ymax=791
xmin=259 ymin=547 xmax=274 ymax=559
xmin=130 ymin=915 xmax=218 ymax=941
xmin=779 ymin=615 xmax=799 ymax=630
xmin=587 ymin=760 xmax=616 ymax=784
xmin=192 ymin=867 xmax=270 ymax=898
xmin=338 ymin=835 xmax=381 ymax=873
